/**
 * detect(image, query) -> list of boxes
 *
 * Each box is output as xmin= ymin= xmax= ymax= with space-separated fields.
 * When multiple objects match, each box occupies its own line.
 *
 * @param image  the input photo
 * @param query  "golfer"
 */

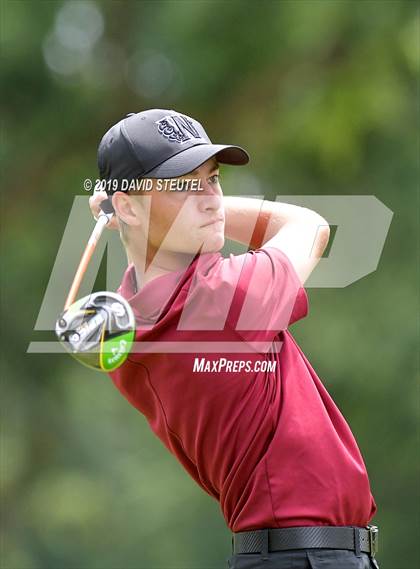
xmin=90 ymin=109 xmax=380 ymax=569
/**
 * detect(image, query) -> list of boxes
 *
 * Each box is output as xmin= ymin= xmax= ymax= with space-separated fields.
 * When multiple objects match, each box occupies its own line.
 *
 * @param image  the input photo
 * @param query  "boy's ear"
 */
xmin=112 ymin=192 xmax=142 ymax=227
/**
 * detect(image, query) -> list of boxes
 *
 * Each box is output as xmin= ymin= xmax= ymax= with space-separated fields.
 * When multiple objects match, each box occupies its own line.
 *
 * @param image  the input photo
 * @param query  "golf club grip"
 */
xmin=99 ymin=197 xmax=115 ymax=215
xmin=64 ymin=215 xmax=109 ymax=311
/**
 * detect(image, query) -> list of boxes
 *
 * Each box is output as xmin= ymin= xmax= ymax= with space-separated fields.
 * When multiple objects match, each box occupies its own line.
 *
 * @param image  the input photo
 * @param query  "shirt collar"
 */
xmin=118 ymin=251 xmax=220 ymax=321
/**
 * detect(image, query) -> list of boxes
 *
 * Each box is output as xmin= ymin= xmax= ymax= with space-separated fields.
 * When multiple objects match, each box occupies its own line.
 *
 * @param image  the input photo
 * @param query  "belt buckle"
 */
xmin=367 ymin=525 xmax=379 ymax=557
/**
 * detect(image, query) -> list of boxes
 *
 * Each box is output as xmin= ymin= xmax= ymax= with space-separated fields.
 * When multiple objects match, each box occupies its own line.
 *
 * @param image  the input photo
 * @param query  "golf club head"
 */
xmin=56 ymin=292 xmax=135 ymax=372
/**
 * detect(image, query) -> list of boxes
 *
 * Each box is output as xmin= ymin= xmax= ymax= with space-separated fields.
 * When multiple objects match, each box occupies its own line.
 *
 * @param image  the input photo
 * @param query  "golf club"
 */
xmin=55 ymin=197 xmax=135 ymax=371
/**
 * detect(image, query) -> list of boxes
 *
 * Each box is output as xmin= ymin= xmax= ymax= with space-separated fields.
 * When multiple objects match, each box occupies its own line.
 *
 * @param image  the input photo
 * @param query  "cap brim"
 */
xmin=143 ymin=144 xmax=249 ymax=178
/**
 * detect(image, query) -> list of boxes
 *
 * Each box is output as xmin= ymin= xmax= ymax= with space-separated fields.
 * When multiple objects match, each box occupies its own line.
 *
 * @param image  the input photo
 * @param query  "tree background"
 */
xmin=1 ymin=1 xmax=419 ymax=568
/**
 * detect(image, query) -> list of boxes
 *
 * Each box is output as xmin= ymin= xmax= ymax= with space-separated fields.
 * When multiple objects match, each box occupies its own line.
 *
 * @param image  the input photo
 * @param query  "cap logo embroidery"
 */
xmin=156 ymin=114 xmax=204 ymax=144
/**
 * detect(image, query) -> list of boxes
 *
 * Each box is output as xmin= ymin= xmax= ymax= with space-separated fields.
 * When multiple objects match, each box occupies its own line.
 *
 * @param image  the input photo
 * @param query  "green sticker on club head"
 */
xmin=100 ymin=329 xmax=135 ymax=371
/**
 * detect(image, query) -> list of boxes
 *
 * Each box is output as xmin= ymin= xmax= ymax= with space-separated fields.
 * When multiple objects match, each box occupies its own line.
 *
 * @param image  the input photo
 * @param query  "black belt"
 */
xmin=232 ymin=525 xmax=379 ymax=558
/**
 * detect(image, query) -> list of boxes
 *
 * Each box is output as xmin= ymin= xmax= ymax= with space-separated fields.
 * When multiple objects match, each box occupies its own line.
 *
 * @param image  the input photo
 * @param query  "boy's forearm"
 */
xmin=223 ymin=196 xmax=321 ymax=249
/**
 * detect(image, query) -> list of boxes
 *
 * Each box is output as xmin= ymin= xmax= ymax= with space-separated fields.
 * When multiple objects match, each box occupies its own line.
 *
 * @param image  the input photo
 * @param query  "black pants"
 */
xmin=227 ymin=548 xmax=381 ymax=569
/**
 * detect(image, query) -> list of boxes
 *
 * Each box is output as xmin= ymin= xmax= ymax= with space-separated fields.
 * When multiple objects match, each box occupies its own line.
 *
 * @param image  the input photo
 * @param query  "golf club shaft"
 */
xmin=64 ymin=212 xmax=113 ymax=311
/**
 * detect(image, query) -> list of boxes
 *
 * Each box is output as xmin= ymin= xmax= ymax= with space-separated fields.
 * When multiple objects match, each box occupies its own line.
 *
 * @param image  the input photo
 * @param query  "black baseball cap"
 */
xmin=97 ymin=109 xmax=249 ymax=189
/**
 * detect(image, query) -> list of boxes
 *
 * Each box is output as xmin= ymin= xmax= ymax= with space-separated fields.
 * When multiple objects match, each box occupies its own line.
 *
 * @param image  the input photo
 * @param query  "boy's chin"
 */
xmin=200 ymin=236 xmax=225 ymax=253
xmin=172 ymin=236 xmax=225 ymax=255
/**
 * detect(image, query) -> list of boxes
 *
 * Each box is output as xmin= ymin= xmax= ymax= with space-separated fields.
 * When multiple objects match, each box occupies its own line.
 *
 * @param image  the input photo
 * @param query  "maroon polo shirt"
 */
xmin=109 ymin=246 xmax=377 ymax=532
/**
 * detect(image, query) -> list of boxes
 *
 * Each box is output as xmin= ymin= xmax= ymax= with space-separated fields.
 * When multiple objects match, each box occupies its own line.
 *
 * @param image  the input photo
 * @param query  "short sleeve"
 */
xmin=179 ymin=246 xmax=308 ymax=344
xmin=234 ymin=246 xmax=308 ymax=337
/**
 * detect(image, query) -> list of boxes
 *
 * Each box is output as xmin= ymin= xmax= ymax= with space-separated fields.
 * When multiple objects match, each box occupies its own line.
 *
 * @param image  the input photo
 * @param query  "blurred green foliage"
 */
xmin=1 ymin=1 xmax=419 ymax=568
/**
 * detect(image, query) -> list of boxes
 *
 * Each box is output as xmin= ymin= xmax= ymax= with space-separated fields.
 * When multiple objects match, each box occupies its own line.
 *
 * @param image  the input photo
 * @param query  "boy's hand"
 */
xmin=89 ymin=190 xmax=119 ymax=230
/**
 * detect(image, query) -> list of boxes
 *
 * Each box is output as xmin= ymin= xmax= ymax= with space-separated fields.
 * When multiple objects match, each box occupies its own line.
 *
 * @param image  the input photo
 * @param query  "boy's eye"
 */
xmin=209 ymin=174 xmax=220 ymax=184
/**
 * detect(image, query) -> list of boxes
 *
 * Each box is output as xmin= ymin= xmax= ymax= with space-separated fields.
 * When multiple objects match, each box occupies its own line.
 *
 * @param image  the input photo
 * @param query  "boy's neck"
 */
xmin=127 ymin=244 xmax=196 ymax=293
